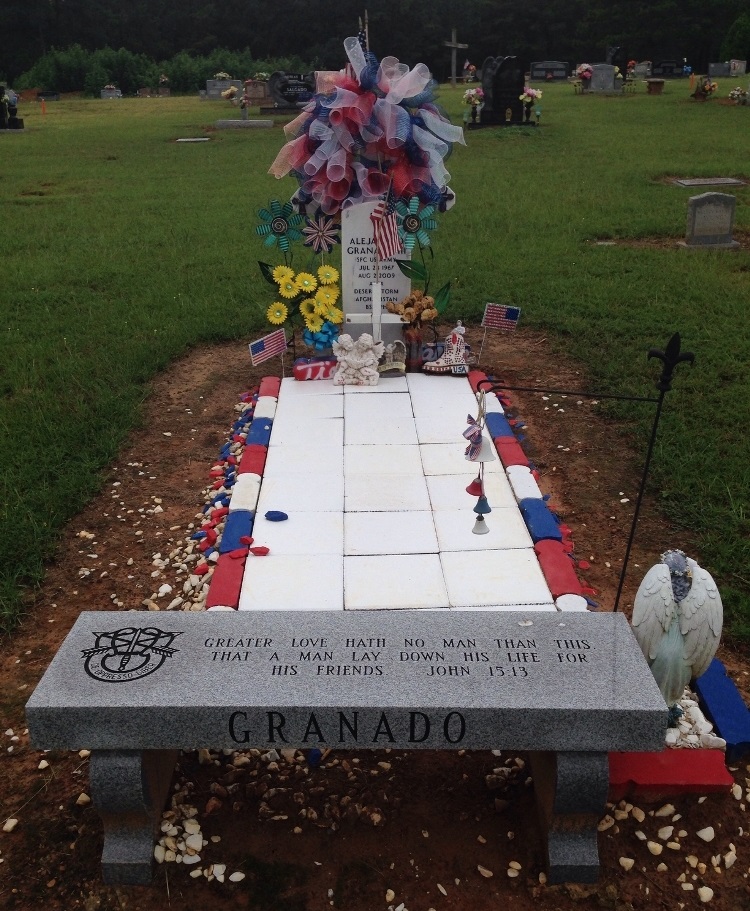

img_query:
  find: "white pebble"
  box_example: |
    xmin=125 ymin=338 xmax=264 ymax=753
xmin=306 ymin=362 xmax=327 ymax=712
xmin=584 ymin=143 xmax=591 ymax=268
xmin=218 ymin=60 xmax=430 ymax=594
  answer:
xmin=647 ymin=841 xmax=663 ymax=855
xmin=437 ymin=884 xmax=447 ymax=896
xmin=654 ymin=803 xmax=675 ymax=817
xmin=38 ymin=759 xmax=49 ymax=770
xmin=696 ymin=827 xmax=715 ymax=843
xmin=619 ymin=857 xmax=634 ymax=871
xmin=2 ymin=819 xmax=18 ymax=833
xmin=477 ymin=865 xmax=493 ymax=878
xmin=228 ymin=871 xmax=246 ymax=882
xmin=76 ymin=793 xmax=91 ymax=806
xmin=182 ymin=853 xmax=201 ymax=865
xmin=697 ymin=886 xmax=714 ymax=902
xmin=154 ymin=845 xmax=166 ymax=863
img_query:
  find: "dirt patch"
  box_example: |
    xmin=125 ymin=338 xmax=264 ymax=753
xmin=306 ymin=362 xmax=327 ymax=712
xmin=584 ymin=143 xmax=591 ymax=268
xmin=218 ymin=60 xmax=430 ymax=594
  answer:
xmin=2 ymin=328 xmax=749 ymax=911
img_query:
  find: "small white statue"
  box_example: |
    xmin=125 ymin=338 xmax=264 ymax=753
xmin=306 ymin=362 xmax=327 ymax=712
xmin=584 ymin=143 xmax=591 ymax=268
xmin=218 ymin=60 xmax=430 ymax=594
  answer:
xmin=332 ymin=332 xmax=384 ymax=386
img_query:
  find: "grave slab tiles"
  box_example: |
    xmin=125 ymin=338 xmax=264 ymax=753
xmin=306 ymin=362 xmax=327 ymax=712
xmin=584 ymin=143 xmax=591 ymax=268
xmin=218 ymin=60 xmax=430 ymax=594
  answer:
xmin=344 ymin=443 xmax=423 ymax=477
xmin=345 ymin=472 xmax=431 ymax=512
xmin=267 ymin=417 xmax=344 ymax=448
xmin=279 ymin=377 xmax=343 ymax=397
xmin=272 ymin=394 xmax=343 ymax=420
xmin=345 ymin=414 xmax=419 ymax=446
xmin=344 ymin=553 xmax=449 ymax=609
xmin=343 ymin=376 xmax=408 ymax=394
xmin=419 ymin=443 xmax=505 ymax=476
xmin=251 ymin=512 xmax=344 ymax=555
xmin=256 ymin=471 xmax=345 ymax=514
xmin=441 ymin=549 xmax=554 ymax=607
xmin=261 ymin=444 xmax=343 ymax=477
xmin=426 ymin=472 xmax=516 ymax=510
xmin=238 ymin=554 xmax=344 ymax=611
xmin=344 ymin=392 xmax=414 ymax=421
xmin=433 ymin=508 xmax=532 ymax=552
xmin=344 ymin=510 xmax=439 ymax=556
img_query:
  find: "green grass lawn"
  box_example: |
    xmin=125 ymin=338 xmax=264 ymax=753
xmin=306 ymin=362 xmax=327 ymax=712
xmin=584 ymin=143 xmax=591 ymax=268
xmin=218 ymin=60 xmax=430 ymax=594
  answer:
xmin=1 ymin=83 xmax=749 ymax=639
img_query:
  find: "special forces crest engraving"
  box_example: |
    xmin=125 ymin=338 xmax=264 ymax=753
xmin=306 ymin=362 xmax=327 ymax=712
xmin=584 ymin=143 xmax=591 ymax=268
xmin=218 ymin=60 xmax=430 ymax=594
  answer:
xmin=82 ymin=627 xmax=181 ymax=682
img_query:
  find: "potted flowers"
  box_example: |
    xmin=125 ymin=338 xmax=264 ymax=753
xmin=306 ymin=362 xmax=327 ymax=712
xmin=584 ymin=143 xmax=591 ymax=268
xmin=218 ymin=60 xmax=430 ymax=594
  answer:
xmin=463 ymin=86 xmax=484 ymax=122
xmin=519 ymin=87 xmax=542 ymax=122
xmin=385 ymin=290 xmax=439 ymax=372
xmin=728 ymin=86 xmax=748 ymax=105
xmin=575 ymin=64 xmax=593 ymax=91
xmin=692 ymin=77 xmax=718 ymax=101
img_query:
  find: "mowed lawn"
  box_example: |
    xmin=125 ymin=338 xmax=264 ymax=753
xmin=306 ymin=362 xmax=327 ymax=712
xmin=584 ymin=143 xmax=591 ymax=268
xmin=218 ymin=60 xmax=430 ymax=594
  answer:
xmin=1 ymin=82 xmax=749 ymax=638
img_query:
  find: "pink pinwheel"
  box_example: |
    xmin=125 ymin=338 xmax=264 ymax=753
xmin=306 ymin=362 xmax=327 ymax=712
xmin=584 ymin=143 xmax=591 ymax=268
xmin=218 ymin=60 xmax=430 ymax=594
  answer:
xmin=302 ymin=213 xmax=340 ymax=254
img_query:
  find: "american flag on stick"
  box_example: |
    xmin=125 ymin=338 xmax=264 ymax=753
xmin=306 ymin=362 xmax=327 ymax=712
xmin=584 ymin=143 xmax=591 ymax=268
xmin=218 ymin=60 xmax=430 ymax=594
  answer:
xmin=249 ymin=328 xmax=287 ymax=366
xmin=482 ymin=303 xmax=521 ymax=331
xmin=370 ymin=184 xmax=403 ymax=262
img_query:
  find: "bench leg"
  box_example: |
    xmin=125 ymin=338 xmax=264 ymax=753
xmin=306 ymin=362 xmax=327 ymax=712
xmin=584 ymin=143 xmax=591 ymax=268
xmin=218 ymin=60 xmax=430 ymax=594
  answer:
xmin=529 ymin=751 xmax=609 ymax=884
xmin=89 ymin=749 xmax=178 ymax=884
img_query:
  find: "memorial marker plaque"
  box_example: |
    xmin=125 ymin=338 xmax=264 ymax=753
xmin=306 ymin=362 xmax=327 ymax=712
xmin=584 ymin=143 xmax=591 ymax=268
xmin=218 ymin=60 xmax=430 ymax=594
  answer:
xmin=267 ymin=71 xmax=315 ymax=108
xmin=529 ymin=61 xmax=569 ymax=81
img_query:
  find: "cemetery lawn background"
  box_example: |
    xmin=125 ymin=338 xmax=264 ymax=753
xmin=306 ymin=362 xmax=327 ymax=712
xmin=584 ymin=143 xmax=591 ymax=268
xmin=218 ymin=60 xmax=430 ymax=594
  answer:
xmin=0 ymin=85 xmax=749 ymax=909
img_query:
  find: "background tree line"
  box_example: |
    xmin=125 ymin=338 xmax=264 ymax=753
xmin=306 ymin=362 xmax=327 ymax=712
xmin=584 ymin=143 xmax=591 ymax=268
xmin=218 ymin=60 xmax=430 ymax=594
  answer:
xmin=2 ymin=0 xmax=749 ymax=89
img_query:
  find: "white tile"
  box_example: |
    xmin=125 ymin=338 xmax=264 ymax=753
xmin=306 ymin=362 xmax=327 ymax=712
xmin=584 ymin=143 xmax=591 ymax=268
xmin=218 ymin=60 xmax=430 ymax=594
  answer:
xmin=344 ymin=511 xmax=438 ymax=555
xmin=279 ymin=377 xmax=342 ymax=397
xmin=253 ymin=396 xmax=278 ymax=419
xmin=239 ymin=554 xmax=343 ymax=611
xmin=262 ymin=444 xmax=343 ymax=477
xmin=229 ymin=475 xmax=261 ymax=512
xmin=345 ymin=473 xmax=430 ymax=511
xmin=406 ymin=373 xmax=474 ymax=396
xmin=440 ymin=550 xmax=553 ymax=607
xmin=419 ymin=443 xmax=505 ymax=476
xmin=451 ymin=603 xmax=558 ymax=612
xmin=344 ymin=554 xmax=448 ymax=609
xmin=426 ymin=473 xmax=516 ymax=510
xmin=251 ymin=512 xmax=343 ymax=555
xmin=556 ymin=594 xmax=590 ymax=612
xmin=409 ymin=396 xmax=480 ymax=425
xmin=484 ymin=394 xmax=506 ymax=415
xmin=345 ymin=415 xmax=418 ymax=445
xmin=345 ymin=444 xmax=423 ymax=477
xmin=257 ymin=471 xmax=344 ymax=513
xmin=414 ymin=417 xmax=470 ymax=444
xmin=269 ymin=417 xmax=343 ymax=448
xmin=433 ymin=508 xmax=532 ymax=551
xmin=273 ymin=395 xmax=343 ymax=420
xmin=506 ymin=464 xmax=543 ymax=501
xmin=344 ymin=376 xmax=408 ymax=394
xmin=344 ymin=392 xmax=414 ymax=421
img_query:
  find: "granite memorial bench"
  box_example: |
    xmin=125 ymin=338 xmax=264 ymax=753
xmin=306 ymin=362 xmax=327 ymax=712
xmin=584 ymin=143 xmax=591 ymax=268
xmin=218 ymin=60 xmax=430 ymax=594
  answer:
xmin=27 ymin=609 xmax=666 ymax=886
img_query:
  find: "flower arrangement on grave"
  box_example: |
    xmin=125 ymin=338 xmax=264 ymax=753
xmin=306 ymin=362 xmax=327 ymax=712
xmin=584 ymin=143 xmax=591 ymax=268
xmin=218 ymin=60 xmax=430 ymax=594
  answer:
xmin=614 ymin=67 xmax=624 ymax=80
xmin=104 ymin=84 xmax=117 ymax=91
xmin=385 ymin=289 xmax=438 ymax=330
xmin=253 ymin=72 xmax=270 ymax=82
xmin=729 ymin=86 xmax=748 ymax=105
xmin=221 ymin=85 xmax=238 ymax=100
xmin=627 ymin=60 xmax=637 ymax=75
xmin=463 ymin=87 xmax=484 ymax=106
xmin=159 ymin=74 xmax=169 ymax=85
xmin=576 ymin=64 xmax=593 ymax=81
xmin=692 ymin=77 xmax=718 ymax=100
xmin=214 ymin=71 xmax=232 ymax=80
xmin=519 ymin=87 xmax=542 ymax=106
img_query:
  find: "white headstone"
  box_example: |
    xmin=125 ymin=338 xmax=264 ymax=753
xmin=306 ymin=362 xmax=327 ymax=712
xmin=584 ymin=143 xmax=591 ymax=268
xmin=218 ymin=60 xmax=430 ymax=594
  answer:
xmin=341 ymin=201 xmax=411 ymax=345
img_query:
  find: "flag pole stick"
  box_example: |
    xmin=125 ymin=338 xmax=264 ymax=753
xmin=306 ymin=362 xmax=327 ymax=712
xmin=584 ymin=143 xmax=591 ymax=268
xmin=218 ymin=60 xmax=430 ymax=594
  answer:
xmin=477 ymin=327 xmax=488 ymax=364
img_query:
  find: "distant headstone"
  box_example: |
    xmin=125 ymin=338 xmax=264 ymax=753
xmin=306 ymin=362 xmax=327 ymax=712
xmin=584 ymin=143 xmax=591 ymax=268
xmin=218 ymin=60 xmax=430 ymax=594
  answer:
xmin=672 ymin=177 xmax=746 ymax=188
xmin=244 ymin=80 xmax=269 ymax=103
xmin=204 ymin=79 xmax=243 ymax=100
xmin=730 ymin=59 xmax=747 ymax=76
xmin=632 ymin=62 xmax=652 ymax=78
xmin=341 ymin=201 xmax=411 ymax=346
xmin=589 ymin=64 xmax=619 ymax=93
xmin=266 ymin=71 xmax=315 ymax=108
xmin=529 ymin=61 xmax=568 ymax=81
xmin=100 ymin=88 xmax=122 ymax=99
xmin=478 ymin=55 xmax=526 ymax=125
xmin=679 ymin=192 xmax=740 ymax=250
xmin=708 ymin=62 xmax=731 ymax=78
xmin=215 ymin=119 xmax=273 ymax=129
xmin=651 ymin=61 xmax=684 ymax=78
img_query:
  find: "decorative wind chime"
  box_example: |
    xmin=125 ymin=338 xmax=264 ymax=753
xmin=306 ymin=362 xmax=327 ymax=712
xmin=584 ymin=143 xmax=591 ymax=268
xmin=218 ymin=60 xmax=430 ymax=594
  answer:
xmin=463 ymin=391 xmax=496 ymax=534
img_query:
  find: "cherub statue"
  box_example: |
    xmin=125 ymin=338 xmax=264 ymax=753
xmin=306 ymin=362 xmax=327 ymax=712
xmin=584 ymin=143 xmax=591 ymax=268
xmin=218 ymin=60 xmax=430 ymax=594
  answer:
xmin=332 ymin=333 xmax=383 ymax=386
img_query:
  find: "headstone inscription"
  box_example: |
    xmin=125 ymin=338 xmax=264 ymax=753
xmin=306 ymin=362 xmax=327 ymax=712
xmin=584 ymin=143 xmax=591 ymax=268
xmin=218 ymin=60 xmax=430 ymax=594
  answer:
xmin=266 ymin=71 xmax=316 ymax=109
xmin=708 ymin=62 xmax=731 ymax=78
xmin=529 ymin=61 xmax=569 ymax=81
xmin=651 ymin=61 xmax=684 ymax=77
xmin=478 ymin=55 xmax=526 ymax=125
xmin=679 ymin=192 xmax=740 ymax=250
xmin=589 ymin=64 xmax=619 ymax=93
xmin=26 ymin=610 xmax=667 ymax=886
xmin=341 ymin=200 xmax=411 ymax=347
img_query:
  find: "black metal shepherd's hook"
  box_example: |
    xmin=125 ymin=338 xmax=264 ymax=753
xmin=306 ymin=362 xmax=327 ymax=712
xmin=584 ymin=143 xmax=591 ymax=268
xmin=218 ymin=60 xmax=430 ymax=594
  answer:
xmin=612 ymin=333 xmax=694 ymax=611
xmin=477 ymin=332 xmax=694 ymax=613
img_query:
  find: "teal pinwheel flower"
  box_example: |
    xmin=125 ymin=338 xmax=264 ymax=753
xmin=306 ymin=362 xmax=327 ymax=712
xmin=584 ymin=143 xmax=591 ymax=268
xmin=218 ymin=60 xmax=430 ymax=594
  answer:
xmin=255 ymin=199 xmax=304 ymax=253
xmin=396 ymin=196 xmax=438 ymax=251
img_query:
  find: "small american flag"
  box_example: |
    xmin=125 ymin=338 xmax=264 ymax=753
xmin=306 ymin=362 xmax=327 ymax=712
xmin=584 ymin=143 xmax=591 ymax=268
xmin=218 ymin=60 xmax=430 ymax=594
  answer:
xmin=370 ymin=187 xmax=403 ymax=262
xmin=249 ymin=328 xmax=287 ymax=366
xmin=482 ymin=303 xmax=521 ymax=331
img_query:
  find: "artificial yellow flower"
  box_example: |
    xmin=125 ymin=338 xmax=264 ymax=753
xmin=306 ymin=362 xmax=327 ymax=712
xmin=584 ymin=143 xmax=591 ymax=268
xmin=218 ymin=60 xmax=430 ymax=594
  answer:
xmin=313 ymin=298 xmax=329 ymax=316
xmin=266 ymin=301 xmax=288 ymax=325
xmin=326 ymin=305 xmax=344 ymax=324
xmin=278 ymin=278 xmax=298 ymax=299
xmin=299 ymin=298 xmax=318 ymax=318
xmin=272 ymin=264 xmax=294 ymax=284
xmin=318 ymin=264 xmax=339 ymax=285
xmin=315 ymin=285 xmax=339 ymax=307
xmin=304 ymin=313 xmax=324 ymax=333
xmin=295 ymin=272 xmax=317 ymax=293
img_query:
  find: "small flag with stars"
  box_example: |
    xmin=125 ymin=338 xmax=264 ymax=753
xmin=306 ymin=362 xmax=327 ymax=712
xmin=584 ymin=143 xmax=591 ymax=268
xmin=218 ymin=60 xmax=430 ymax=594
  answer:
xmin=482 ymin=303 xmax=521 ymax=331
xmin=249 ymin=328 xmax=287 ymax=366
xmin=370 ymin=186 xmax=403 ymax=262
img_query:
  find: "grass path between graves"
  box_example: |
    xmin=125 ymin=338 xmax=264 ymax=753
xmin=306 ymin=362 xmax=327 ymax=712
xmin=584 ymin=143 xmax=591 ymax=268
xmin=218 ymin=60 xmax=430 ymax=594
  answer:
xmin=1 ymin=85 xmax=749 ymax=639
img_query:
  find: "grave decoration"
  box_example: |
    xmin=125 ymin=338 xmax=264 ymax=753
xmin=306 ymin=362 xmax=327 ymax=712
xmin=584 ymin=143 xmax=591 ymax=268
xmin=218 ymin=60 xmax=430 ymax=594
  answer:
xmin=462 ymin=390 xmax=496 ymax=534
xmin=422 ymin=320 xmax=472 ymax=376
xmin=576 ymin=63 xmax=593 ymax=90
xmin=260 ymin=30 xmax=463 ymax=369
xmin=632 ymin=550 xmax=722 ymax=726
xmin=463 ymin=86 xmax=484 ymax=122
xmin=729 ymin=86 xmax=748 ymax=105
xmin=475 ymin=55 xmax=526 ymax=126
xmin=331 ymin=332 xmax=384 ymax=385
xmin=692 ymin=77 xmax=718 ymax=101
xmin=519 ymin=86 xmax=542 ymax=122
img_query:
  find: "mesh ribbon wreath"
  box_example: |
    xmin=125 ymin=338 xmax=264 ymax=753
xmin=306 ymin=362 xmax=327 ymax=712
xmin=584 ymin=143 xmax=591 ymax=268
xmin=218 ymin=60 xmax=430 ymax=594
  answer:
xmin=269 ymin=38 xmax=465 ymax=216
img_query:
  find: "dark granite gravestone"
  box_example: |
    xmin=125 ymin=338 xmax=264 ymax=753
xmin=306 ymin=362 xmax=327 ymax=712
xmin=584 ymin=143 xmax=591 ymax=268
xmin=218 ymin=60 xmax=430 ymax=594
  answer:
xmin=651 ymin=61 xmax=685 ymax=78
xmin=27 ymin=610 xmax=666 ymax=885
xmin=530 ymin=61 xmax=568 ymax=81
xmin=474 ymin=55 xmax=526 ymax=126
xmin=708 ymin=62 xmax=731 ymax=78
xmin=265 ymin=71 xmax=315 ymax=110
